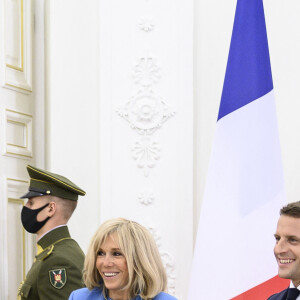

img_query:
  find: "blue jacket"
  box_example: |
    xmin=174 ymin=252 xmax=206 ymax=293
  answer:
xmin=68 ymin=287 xmax=178 ymax=300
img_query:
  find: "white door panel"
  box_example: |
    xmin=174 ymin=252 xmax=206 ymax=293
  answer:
xmin=0 ymin=0 xmax=44 ymax=299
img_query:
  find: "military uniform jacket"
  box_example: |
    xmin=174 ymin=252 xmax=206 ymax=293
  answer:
xmin=18 ymin=226 xmax=85 ymax=300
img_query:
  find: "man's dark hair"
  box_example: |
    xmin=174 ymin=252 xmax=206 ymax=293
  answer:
xmin=280 ymin=201 xmax=300 ymax=218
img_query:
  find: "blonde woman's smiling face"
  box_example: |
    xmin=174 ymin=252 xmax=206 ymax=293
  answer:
xmin=96 ymin=232 xmax=129 ymax=299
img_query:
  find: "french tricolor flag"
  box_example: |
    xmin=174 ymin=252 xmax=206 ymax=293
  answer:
xmin=188 ymin=0 xmax=289 ymax=299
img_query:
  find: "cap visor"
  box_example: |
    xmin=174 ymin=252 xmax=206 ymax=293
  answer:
xmin=20 ymin=191 xmax=46 ymax=199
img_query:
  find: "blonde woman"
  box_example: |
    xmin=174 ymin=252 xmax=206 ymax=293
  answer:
xmin=69 ymin=218 xmax=177 ymax=300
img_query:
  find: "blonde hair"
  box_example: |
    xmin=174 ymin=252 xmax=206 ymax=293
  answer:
xmin=83 ymin=218 xmax=167 ymax=299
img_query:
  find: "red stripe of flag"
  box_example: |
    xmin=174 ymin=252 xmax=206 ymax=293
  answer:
xmin=231 ymin=276 xmax=289 ymax=300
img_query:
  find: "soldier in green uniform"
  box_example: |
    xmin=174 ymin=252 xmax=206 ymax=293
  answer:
xmin=17 ymin=165 xmax=86 ymax=300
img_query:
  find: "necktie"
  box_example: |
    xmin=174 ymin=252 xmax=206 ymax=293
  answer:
xmin=287 ymin=288 xmax=300 ymax=300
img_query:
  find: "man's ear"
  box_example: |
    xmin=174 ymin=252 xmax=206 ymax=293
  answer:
xmin=47 ymin=201 xmax=57 ymax=217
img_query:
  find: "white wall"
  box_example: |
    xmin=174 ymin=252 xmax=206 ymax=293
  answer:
xmin=45 ymin=0 xmax=101 ymax=245
xmin=264 ymin=0 xmax=300 ymax=203
xmin=44 ymin=0 xmax=300 ymax=299
xmin=45 ymin=0 xmax=193 ymax=298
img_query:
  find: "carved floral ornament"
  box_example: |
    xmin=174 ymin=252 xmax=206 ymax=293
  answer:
xmin=132 ymin=138 xmax=160 ymax=177
xmin=133 ymin=57 xmax=160 ymax=87
xmin=139 ymin=18 xmax=155 ymax=33
xmin=138 ymin=189 xmax=155 ymax=205
xmin=116 ymin=88 xmax=175 ymax=136
xmin=116 ymin=57 xmax=175 ymax=177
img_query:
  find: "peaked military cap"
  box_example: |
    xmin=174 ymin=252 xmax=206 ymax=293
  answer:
xmin=21 ymin=165 xmax=86 ymax=201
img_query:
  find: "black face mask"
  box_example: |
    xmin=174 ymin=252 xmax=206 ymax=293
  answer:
xmin=21 ymin=203 xmax=51 ymax=233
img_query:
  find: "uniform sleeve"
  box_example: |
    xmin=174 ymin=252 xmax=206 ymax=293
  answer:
xmin=36 ymin=255 xmax=84 ymax=300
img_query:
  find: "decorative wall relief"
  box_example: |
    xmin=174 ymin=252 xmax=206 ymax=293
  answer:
xmin=114 ymin=9 xmax=178 ymax=297
xmin=139 ymin=18 xmax=155 ymax=33
xmin=160 ymin=252 xmax=176 ymax=295
xmin=117 ymin=87 xmax=174 ymax=136
xmin=133 ymin=57 xmax=160 ymax=87
xmin=116 ymin=56 xmax=175 ymax=176
xmin=132 ymin=138 xmax=160 ymax=177
xmin=138 ymin=189 xmax=155 ymax=205
xmin=148 ymin=226 xmax=176 ymax=295
xmin=148 ymin=227 xmax=161 ymax=246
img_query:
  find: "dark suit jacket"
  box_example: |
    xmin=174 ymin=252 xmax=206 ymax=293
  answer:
xmin=267 ymin=288 xmax=288 ymax=300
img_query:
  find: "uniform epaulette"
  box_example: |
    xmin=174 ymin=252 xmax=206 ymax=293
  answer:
xmin=37 ymin=244 xmax=54 ymax=261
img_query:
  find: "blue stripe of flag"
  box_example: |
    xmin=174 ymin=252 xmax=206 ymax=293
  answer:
xmin=217 ymin=0 xmax=273 ymax=121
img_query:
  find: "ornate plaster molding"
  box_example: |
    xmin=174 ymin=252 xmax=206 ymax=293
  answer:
xmin=116 ymin=55 xmax=175 ymax=175
xmin=138 ymin=189 xmax=155 ymax=205
xmin=161 ymin=252 xmax=176 ymax=295
xmin=139 ymin=18 xmax=155 ymax=33
xmin=133 ymin=57 xmax=160 ymax=87
xmin=116 ymin=88 xmax=175 ymax=136
xmin=132 ymin=138 xmax=160 ymax=177
xmin=148 ymin=226 xmax=176 ymax=295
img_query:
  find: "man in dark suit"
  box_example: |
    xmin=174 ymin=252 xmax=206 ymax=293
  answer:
xmin=17 ymin=165 xmax=86 ymax=300
xmin=268 ymin=202 xmax=300 ymax=300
